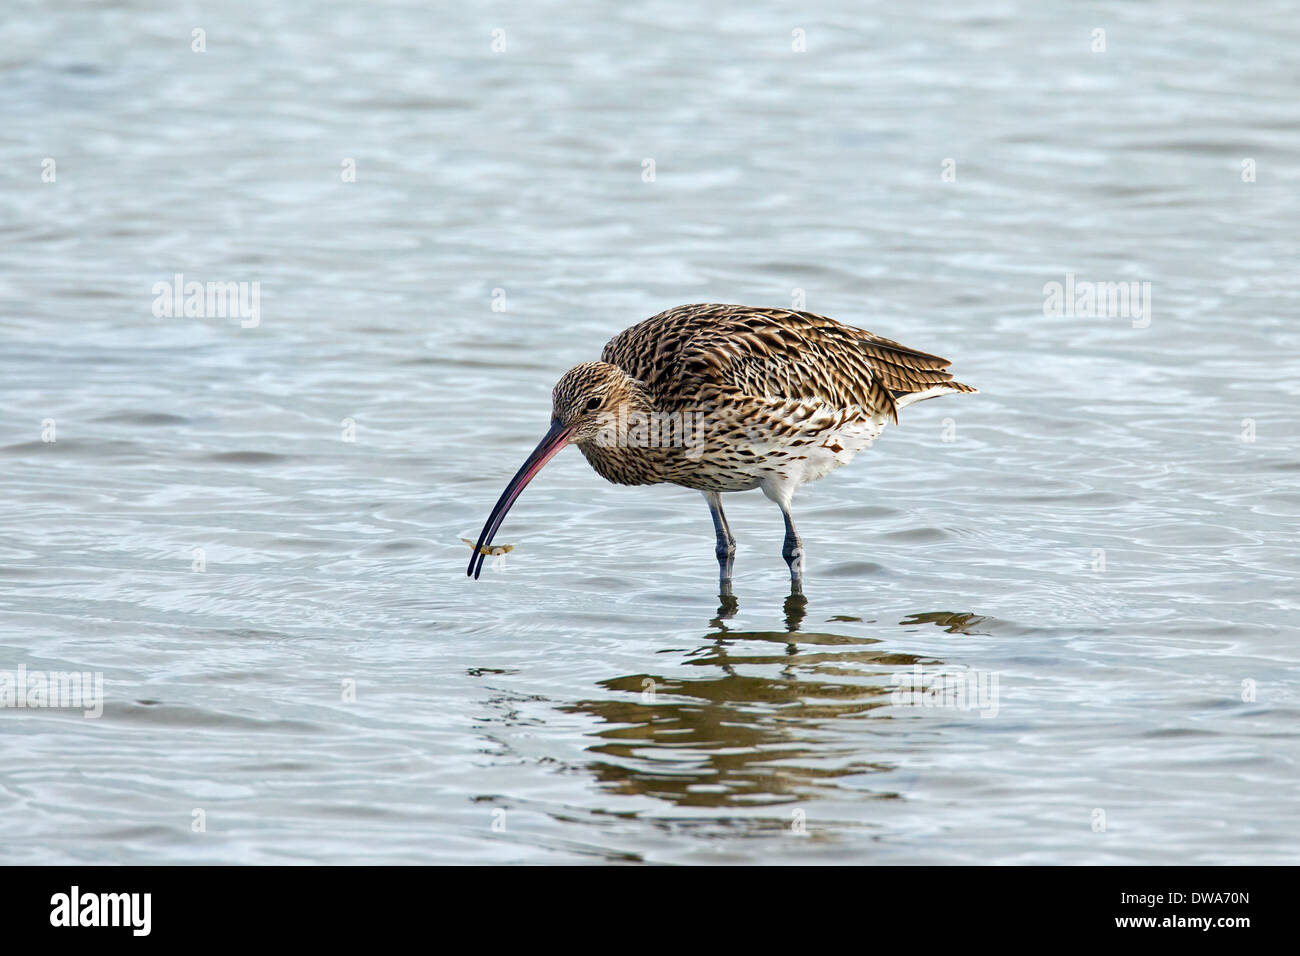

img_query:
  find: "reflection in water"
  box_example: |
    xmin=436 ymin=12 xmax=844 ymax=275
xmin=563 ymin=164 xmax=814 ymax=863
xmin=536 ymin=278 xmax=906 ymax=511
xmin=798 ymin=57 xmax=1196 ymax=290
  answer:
xmin=783 ymin=591 xmax=808 ymax=633
xmin=898 ymin=611 xmax=992 ymax=635
xmin=711 ymin=589 xmax=807 ymax=632
xmin=561 ymin=591 xmax=980 ymax=808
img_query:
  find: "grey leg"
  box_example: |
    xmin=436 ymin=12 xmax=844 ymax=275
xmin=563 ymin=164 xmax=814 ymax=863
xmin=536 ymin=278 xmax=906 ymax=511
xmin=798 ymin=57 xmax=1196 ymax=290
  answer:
xmin=704 ymin=491 xmax=736 ymax=590
xmin=780 ymin=504 xmax=804 ymax=592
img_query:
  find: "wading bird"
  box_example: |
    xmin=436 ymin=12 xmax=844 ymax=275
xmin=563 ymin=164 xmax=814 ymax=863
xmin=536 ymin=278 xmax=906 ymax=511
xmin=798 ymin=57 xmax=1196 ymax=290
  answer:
xmin=467 ymin=303 xmax=975 ymax=591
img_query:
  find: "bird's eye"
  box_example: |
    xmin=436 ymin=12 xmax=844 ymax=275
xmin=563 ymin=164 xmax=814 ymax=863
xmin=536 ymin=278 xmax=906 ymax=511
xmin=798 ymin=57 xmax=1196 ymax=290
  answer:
xmin=584 ymin=397 xmax=601 ymax=411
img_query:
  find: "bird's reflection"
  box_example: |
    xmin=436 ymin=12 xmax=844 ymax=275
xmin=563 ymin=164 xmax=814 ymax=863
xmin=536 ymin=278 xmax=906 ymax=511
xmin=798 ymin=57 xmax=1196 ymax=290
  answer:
xmin=712 ymin=588 xmax=807 ymax=633
xmin=560 ymin=588 xmax=956 ymax=808
xmin=898 ymin=610 xmax=991 ymax=634
xmin=710 ymin=590 xmax=739 ymax=628
xmin=783 ymin=590 xmax=808 ymax=632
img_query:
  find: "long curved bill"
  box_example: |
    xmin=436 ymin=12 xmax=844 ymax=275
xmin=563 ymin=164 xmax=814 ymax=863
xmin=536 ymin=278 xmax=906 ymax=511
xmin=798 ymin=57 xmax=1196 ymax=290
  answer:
xmin=467 ymin=418 xmax=573 ymax=579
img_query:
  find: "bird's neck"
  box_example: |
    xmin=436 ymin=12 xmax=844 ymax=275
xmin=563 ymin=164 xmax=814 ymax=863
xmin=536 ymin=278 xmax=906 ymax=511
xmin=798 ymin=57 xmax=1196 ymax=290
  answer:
xmin=575 ymin=394 xmax=674 ymax=486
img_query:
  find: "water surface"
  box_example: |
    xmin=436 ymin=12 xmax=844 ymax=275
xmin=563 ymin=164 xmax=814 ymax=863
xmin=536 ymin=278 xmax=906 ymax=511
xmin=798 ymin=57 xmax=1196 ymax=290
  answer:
xmin=1 ymin=0 xmax=1298 ymax=864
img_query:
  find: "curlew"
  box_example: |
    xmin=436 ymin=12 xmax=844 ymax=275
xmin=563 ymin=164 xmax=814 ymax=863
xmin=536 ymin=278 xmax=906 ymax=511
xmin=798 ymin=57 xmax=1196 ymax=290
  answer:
xmin=467 ymin=303 xmax=975 ymax=591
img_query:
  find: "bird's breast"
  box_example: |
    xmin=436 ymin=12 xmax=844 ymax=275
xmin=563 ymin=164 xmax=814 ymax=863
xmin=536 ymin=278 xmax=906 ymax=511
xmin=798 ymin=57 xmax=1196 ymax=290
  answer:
xmin=575 ymin=440 xmax=666 ymax=486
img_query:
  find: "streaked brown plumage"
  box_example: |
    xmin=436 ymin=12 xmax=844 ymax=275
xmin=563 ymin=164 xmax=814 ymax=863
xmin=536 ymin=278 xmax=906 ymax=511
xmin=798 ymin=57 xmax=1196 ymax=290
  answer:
xmin=468 ymin=303 xmax=976 ymax=590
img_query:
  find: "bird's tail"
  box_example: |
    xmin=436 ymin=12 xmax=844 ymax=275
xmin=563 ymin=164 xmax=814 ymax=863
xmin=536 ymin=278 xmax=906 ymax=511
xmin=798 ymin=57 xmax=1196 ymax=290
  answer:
xmin=893 ymin=380 xmax=977 ymax=410
xmin=851 ymin=332 xmax=977 ymax=420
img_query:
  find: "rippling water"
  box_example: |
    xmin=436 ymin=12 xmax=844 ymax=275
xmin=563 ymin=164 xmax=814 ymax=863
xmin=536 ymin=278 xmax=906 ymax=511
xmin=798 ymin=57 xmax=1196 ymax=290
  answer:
xmin=2 ymin=0 xmax=1298 ymax=864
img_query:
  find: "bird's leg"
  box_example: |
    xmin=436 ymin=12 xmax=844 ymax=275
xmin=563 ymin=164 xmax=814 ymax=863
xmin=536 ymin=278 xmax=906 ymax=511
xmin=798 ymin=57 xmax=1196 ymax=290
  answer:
xmin=780 ymin=504 xmax=804 ymax=593
xmin=704 ymin=491 xmax=736 ymax=592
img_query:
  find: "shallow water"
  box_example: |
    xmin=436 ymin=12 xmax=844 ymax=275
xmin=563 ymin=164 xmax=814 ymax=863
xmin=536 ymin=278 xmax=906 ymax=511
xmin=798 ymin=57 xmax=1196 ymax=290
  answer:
xmin=2 ymin=0 xmax=1298 ymax=864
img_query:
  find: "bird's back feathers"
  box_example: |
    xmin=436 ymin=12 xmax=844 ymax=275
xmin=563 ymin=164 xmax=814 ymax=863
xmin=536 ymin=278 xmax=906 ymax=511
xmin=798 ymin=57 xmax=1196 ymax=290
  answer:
xmin=601 ymin=303 xmax=975 ymax=423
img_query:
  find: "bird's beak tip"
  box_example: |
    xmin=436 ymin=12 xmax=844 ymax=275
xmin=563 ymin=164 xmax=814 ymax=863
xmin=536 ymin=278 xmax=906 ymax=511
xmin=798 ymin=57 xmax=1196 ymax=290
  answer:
xmin=466 ymin=419 xmax=573 ymax=580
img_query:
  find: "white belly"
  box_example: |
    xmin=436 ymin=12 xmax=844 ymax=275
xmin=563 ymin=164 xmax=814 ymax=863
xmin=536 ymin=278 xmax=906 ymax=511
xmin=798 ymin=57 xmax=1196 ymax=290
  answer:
xmin=738 ymin=401 xmax=886 ymax=490
xmin=664 ymin=400 xmax=886 ymax=496
xmin=788 ymin=414 xmax=885 ymax=484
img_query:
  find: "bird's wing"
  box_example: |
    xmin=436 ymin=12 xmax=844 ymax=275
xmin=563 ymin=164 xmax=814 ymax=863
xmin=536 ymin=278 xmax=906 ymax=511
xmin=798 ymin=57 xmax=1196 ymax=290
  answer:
xmin=604 ymin=304 xmax=972 ymax=423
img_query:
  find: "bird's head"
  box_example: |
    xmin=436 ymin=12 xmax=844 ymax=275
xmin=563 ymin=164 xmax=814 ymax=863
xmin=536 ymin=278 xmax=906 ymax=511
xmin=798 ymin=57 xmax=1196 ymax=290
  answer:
xmin=551 ymin=361 xmax=650 ymax=445
xmin=466 ymin=361 xmax=650 ymax=579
